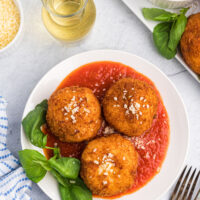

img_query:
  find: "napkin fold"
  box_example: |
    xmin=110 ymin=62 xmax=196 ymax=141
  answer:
xmin=0 ymin=97 xmax=31 ymax=200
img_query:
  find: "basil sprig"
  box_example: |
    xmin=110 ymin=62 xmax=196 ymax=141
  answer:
xmin=142 ymin=8 xmax=178 ymax=22
xmin=142 ymin=7 xmax=189 ymax=59
xmin=18 ymin=149 xmax=51 ymax=183
xmin=19 ymin=148 xmax=92 ymax=200
xmin=153 ymin=22 xmax=176 ymax=59
xmin=22 ymin=100 xmax=48 ymax=148
xmin=168 ymin=14 xmax=187 ymax=51
xmin=49 ymin=156 xmax=80 ymax=179
xmin=59 ymin=178 xmax=92 ymax=200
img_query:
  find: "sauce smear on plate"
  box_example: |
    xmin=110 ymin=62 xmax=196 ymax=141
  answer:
xmin=43 ymin=61 xmax=169 ymax=197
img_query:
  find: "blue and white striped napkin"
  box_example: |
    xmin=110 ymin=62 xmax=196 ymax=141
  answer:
xmin=0 ymin=97 xmax=32 ymax=200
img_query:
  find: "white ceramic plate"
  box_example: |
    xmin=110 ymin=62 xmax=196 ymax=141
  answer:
xmin=121 ymin=0 xmax=200 ymax=83
xmin=21 ymin=50 xmax=189 ymax=200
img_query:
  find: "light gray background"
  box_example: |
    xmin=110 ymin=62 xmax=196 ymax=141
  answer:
xmin=1 ymin=0 xmax=200 ymax=199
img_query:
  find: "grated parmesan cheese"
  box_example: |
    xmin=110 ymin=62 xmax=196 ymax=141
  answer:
xmin=69 ymin=180 xmax=76 ymax=184
xmin=0 ymin=0 xmax=20 ymax=49
xmin=104 ymin=126 xmax=115 ymax=135
xmin=94 ymin=160 xmax=99 ymax=165
xmin=103 ymin=180 xmax=108 ymax=185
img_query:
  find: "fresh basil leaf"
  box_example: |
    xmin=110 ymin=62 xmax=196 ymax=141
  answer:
xmin=153 ymin=22 xmax=176 ymax=59
xmin=168 ymin=14 xmax=187 ymax=51
xmin=36 ymin=100 xmax=48 ymax=110
xmin=19 ymin=148 xmax=92 ymax=200
xmin=142 ymin=8 xmax=177 ymax=21
xmin=50 ymin=169 xmax=70 ymax=187
xmin=22 ymin=100 xmax=48 ymax=148
xmin=48 ymin=156 xmax=80 ymax=179
xmin=58 ymin=178 xmax=92 ymax=200
xmin=59 ymin=184 xmax=73 ymax=200
xmin=19 ymin=149 xmax=50 ymax=183
xmin=154 ymin=13 xmax=178 ymax=22
xmin=72 ymin=177 xmax=92 ymax=198
xmin=71 ymin=185 xmax=92 ymax=200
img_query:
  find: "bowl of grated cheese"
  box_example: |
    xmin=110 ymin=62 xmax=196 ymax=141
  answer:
xmin=0 ymin=0 xmax=23 ymax=57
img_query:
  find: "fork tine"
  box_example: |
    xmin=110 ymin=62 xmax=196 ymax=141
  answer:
xmin=182 ymin=168 xmax=196 ymax=200
xmin=188 ymin=170 xmax=200 ymax=200
xmin=170 ymin=166 xmax=187 ymax=200
xmin=194 ymin=187 xmax=200 ymax=200
xmin=176 ymin=166 xmax=192 ymax=200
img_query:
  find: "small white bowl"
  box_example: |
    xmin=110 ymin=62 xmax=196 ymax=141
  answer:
xmin=0 ymin=0 xmax=24 ymax=58
xmin=148 ymin=0 xmax=193 ymax=8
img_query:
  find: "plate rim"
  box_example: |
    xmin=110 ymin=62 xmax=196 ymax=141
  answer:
xmin=20 ymin=49 xmax=190 ymax=200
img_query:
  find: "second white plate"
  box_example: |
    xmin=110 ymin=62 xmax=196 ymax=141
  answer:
xmin=121 ymin=0 xmax=200 ymax=83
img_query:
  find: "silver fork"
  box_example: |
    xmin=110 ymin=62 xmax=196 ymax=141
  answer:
xmin=170 ymin=166 xmax=200 ymax=200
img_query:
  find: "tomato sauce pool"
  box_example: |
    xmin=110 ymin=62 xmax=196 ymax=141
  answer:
xmin=43 ymin=61 xmax=170 ymax=198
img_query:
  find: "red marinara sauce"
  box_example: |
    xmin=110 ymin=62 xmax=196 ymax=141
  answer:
xmin=43 ymin=61 xmax=170 ymax=197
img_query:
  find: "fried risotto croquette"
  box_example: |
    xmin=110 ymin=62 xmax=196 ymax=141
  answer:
xmin=102 ymin=78 xmax=158 ymax=137
xmin=81 ymin=134 xmax=138 ymax=196
xmin=180 ymin=13 xmax=200 ymax=74
xmin=46 ymin=86 xmax=102 ymax=142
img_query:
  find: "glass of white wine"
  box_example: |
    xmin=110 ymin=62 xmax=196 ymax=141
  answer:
xmin=41 ymin=0 xmax=96 ymax=42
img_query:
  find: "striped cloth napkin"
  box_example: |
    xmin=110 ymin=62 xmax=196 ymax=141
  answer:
xmin=0 ymin=97 xmax=31 ymax=200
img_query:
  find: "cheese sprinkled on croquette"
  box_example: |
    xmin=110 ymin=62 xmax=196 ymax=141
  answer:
xmin=84 ymin=108 xmax=90 ymax=113
xmin=62 ymin=96 xmax=92 ymax=124
xmin=94 ymin=160 xmax=99 ymax=165
xmin=103 ymin=180 xmax=108 ymax=185
xmin=112 ymin=83 xmax=151 ymax=121
xmin=98 ymin=161 xmax=115 ymax=175
xmin=129 ymin=104 xmax=136 ymax=115
xmin=113 ymin=105 xmax=120 ymax=108
xmin=124 ymin=101 xmax=143 ymax=119
xmin=98 ymin=153 xmax=116 ymax=175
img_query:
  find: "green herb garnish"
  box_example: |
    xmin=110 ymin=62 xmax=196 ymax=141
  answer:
xmin=19 ymin=148 xmax=92 ymax=200
xmin=142 ymin=8 xmax=178 ymax=22
xmin=142 ymin=7 xmax=189 ymax=59
xmin=59 ymin=178 xmax=92 ymax=200
xmin=168 ymin=14 xmax=187 ymax=51
xmin=18 ymin=149 xmax=51 ymax=183
xmin=153 ymin=22 xmax=176 ymax=59
xmin=48 ymin=156 xmax=80 ymax=179
xmin=22 ymin=100 xmax=48 ymax=148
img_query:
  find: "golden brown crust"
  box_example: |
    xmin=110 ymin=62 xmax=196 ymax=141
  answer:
xmin=46 ymin=86 xmax=102 ymax=142
xmin=102 ymin=78 xmax=158 ymax=137
xmin=180 ymin=13 xmax=200 ymax=74
xmin=80 ymin=134 xmax=138 ymax=197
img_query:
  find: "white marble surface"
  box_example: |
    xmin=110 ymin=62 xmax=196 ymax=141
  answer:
xmin=0 ymin=0 xmax=200 ymax=199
